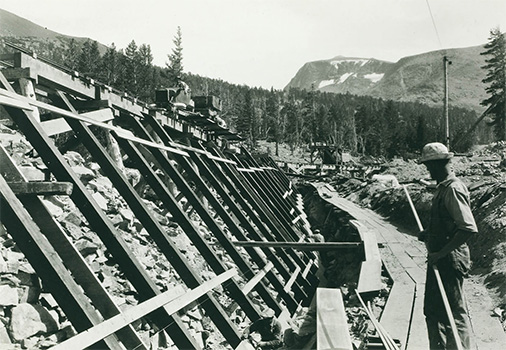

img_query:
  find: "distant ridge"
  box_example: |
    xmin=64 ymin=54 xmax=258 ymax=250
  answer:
xmin=0 ymin=8 xmax=108 ymax=53
xmin=286 ymin=46 xmax=488 ymax=112
xmin=1 ymin=8 xmax=83 ymax=40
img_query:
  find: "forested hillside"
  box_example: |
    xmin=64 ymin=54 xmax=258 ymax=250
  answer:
xmin=0 ymin=36 xmax=490 ymax=157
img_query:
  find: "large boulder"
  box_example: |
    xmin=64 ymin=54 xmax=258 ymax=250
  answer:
xmin=9 ymin=303 xmax=59 ymax=341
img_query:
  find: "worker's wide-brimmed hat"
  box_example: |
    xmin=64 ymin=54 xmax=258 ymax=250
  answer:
xmin=419 ymin=142 xmax=454 ymax=163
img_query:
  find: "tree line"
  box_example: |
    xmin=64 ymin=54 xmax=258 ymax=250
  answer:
xmin=2 ymin=25 xmax=504 ymax=158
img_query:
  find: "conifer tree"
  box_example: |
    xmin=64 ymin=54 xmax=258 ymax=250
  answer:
xmin=167 ymin=26 xmax=184 ymax=86
xmin=481 ymin=27 xmax=506 ymax=140
xmin=137 ymin=44 xmax=154 ymax=100
xmin=101 ymin=43 xmax=120 ymax=86
xmin=64 ymin=38 xmax=79 ymax=70
xmin=77 ymin=40 xmax=101 ymax=78
xmin=124 ymin=40 xmax=139 ymax=93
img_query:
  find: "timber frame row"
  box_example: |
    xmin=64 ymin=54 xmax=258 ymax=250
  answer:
xmin=0 ymin=51 xmax=319 ymax=349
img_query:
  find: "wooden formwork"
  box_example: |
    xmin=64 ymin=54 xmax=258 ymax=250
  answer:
xmin=0 ymin=51 xmax=319 ymax=349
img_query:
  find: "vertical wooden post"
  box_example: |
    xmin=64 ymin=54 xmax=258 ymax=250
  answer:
xmin=19 ymin=78 xmax=40 ymax=122
xmin=444 ymin=56 xmax=450 ymax=150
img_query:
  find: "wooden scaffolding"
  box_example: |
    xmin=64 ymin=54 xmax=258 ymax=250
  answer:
xmin=0 ymin=51 xmax=320 ymax=349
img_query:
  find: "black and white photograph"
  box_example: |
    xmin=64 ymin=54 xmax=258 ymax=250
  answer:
xmin=0 ymin=1 xmax=505 ymax=349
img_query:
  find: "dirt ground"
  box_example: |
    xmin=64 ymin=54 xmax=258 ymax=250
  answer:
xmin=258 ymin=140 xmax=506 ymax=347
xmin=322 ymin=144 xmax=506 ymax=348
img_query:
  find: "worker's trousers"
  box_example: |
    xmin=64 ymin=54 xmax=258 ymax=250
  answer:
xmin=424 ymin=261 xmax=473 ymax=350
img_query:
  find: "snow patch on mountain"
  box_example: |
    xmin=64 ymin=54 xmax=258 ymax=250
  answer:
xmin=318 ymin=79 xmax=335 ymax=89
xmin=338 ymin=73 xmax=355 ymax=83
xmin=363 ymin=73 xmax=384 ymax=83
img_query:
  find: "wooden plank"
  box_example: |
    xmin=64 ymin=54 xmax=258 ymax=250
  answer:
xmin=233 ymin=241 xmax=363 ymax=250
xmin=40 ymin=118 xmax=72 ymax=136
xmin=53 ymin=270 xmax=236 ymax=350
xmin=8 ymin=181 xmax=73 ymax=195
xmin=284 ymin=265 xmax=301 ymax=293
xmin=380 ymin=282 xmax=415 ymax=350
xmin=242 ymin=262 xmax=274 ymax=295
xmin=302 ymin=259 xmax=315 ymax=279
xmin=351 ymin=220 xmax=383 ymax=293
xmin=388 ymin=243 xmax=426 ymax=284
xmin=405 ymin=283 xmax=429 ymax=350
xmin=316 ymin=288 xmax=353 ymax=350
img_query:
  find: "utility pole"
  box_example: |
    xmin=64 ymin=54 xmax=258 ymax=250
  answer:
xmin=443 ymin=56 xmax=451 ymax=150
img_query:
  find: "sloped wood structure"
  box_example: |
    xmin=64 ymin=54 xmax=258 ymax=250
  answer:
xmin=0 ymin=51 xmax=322 ymax=349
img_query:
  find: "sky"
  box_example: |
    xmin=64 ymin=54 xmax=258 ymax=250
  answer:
xmin=1 ymin=0 xmax=506 ymax=89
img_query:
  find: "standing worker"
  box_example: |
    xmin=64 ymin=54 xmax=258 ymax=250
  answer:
xmin=418 ymin=142 xmax=477 ymax=350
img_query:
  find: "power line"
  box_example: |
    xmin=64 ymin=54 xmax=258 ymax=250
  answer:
xmin=425 ymin=0 xmax=443 ymax=48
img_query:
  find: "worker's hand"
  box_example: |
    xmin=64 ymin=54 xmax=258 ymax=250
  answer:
xmin=418 ymin=229 xmax=427 ymax=242
xmin=428 ymin=251 xmax=444 ymax=265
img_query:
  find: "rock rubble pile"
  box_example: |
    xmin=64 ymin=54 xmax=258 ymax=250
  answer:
xmin=0 ymin=122 xmax=274 ymax=349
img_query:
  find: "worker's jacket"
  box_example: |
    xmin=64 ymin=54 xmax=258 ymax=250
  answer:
xmin=427 ymin=174 xmax=478 ymax=277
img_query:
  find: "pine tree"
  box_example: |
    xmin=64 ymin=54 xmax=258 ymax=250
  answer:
xmin=481 ymin=27 xmax=506 ymax=140
xmin=137 ymin=44 xmax=154 ymax=100
xmin=124 ymin=40 xmax=139 ymax=94
xmin=166 ymin=26 xmax=184 ymax=86
xmin=64 ymin=38 xmax=79 ymax=70
xmin=101 ymin=43 xmax=120 ymax=86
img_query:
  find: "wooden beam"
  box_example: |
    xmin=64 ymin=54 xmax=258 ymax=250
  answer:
xmin=205 ymin=146 xmax=314 ymax=301
xmin=0 ymin=70 xmax=16 ymax=92
xmin=8 ymin=181 xmax=73 ymax=195
xmin=301 ymin=259 xmax=315 ymax=279
xmin=351 ymin=220 xmax=383 ymax=293
xmin=316 ymin=288 xmax=353 ymax=350
xmin=283 ymin=265 xmax=301 ymax=293
xmin=40 ymin=109 xmax=115 ymax=136
xmin=0 ymin=94 xmax=33 ymax=110
xmin=0 ymin=88 xmax=189 ymax=156
xmin=232 ymin=241 xmax=363 ymax=250
xmin=242 ymin=262 xmax=274 ymax=295
xmin=52 ymin=270 xmax=237 ymax=350
xmin=71 ymin=99 xmax=112 ymax=110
